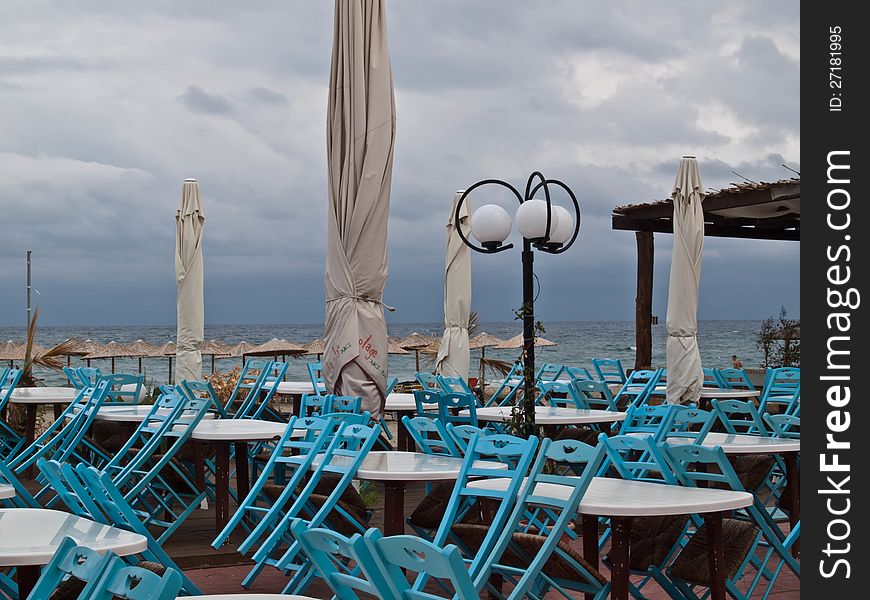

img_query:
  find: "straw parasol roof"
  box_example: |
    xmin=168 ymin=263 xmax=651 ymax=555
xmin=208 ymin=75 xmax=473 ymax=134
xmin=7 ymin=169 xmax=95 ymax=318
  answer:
xmin=494 ymin=333 xmax=558 ymax=349
xmin=1 ymin=342 xmax=45 ymax=361
xmin=227 ymin=341 xmax=256 ymax=357
xmin=388 ymin=339 xmax=410 ymax=355
xmin=125 ymin=339 xmax=159 ymax=357
xmin=201 ymin=340 xmax=232 ymax=357
xmin=83 ymin=341 xmax=136 ymax=360
xmin=303 ymin=339 xmax=327 ymax=356
xmin=469 ymin=333 xmax=505 ymax=349
xmin=149 ymin=341 xmax=177 ymax=357
xmin=246 ymin=338 xmax=306 ymax=357
xmin=398 ymin=332 xmax=437 ymax=349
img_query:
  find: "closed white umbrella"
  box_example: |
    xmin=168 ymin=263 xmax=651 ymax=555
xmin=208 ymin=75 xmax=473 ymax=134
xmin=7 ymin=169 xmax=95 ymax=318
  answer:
xmin=175 ymin=178 xmax=205 ymax=382
xmin=323 ymin=0 xmax=396 ymax=421
xmin=665 ymin=157 xmax=705 ymax=404
xmin=435 ymin=191 xmax=471 ymax=379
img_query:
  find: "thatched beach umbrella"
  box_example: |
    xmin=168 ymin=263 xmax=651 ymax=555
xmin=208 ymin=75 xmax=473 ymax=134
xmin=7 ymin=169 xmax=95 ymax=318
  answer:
xmin=302 ymin=339 xmax=327 ymax=361
xmin=323 ymin=0 xmax=397 ymax=421
xmin=247 ymin=338 xmax=306 ymax=362
xmin=75 ymin=339 xmax=103 ymax=367
xmin=494 ymin=333 xmax=557 ymax=350
xmin=387 ymin=339 xmax=410 ymax=355
xmin=469 ymin=332 xmax=505 ymax=388
xmin=125 ymin=339 xmax=159 ymax=374
xmin=1 ymin=341 xmax=44 ymax=365
xmin=399 ymin=333 xmax=437 ymax=372
xmin=150 ymin=340 xmax=177 ymax=384
xmin=436 ymin=191 xmax=472 ymax=380
xmin=665 ymin=157 xmax=705 ymax=404
xmin=227 ymin=341 xmax=256 ymax=360
xmin=201 ymin=340 xmax=232 ymax=373
xmin=83 ymin=340 xmax=133 ymax=372
xmin=176 ymin=178 xmax=206 ymax=382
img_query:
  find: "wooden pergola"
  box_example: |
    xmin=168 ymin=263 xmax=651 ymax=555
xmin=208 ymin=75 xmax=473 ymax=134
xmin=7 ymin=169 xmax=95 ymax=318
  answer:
xmin=612 ymin=178 xmax=800 ymax=369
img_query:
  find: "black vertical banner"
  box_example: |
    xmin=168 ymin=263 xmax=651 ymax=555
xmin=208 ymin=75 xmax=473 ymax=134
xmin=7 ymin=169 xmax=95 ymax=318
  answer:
xmin=803 ymin=2 xmax=869 ymax=596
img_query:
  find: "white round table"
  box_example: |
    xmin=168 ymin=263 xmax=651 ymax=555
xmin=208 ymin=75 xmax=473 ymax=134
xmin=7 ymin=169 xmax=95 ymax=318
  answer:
xmin=272 ymin=381 xmax=320 ymax=395
xmin=0 ymin=508 xmax=148 ymax=597
xmin=94 ymin=405 xmax=217 ymax=423
xmin=9 ymin=387 xmax=80 ymax=445
xmin=190 ymin=419 xmax=289 ymax=531
xmin=384 ymin=393 xmax=438 ymax=452
xmin=467 ymin=406 xmax=627 ymax=426
xmin=651 ymin=386 xmax=759 ymax=399
xmin=198 ymin=596 xmax=318 ymax=600
xmin=469 ymin=476 xmax=752 ymax=600
xmin=0 ymin=485 xmax=14 ymax=500
xmin=313 ymin=451 xmax=506 ymax=536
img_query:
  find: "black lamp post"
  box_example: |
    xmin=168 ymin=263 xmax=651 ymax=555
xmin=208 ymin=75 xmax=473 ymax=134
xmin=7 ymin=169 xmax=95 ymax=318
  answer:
xmin=454 ymin=172 xmax=581 ymax=436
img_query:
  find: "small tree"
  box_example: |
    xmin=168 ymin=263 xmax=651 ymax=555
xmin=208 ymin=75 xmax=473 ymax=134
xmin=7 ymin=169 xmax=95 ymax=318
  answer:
xmin=755 ymin=306 xmax=800 ymax=368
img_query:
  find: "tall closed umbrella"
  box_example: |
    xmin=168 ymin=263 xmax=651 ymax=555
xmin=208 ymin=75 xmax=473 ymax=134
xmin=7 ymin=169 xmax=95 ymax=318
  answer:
xmin=323 ymin=0 xmax=396 ymax=421
xmin=435 ymin=191 xmax=472 ymax=379
xmin=665 ymin=157 xmax=705 ymax=404
xmin=176 ymin=178 xmax=205 ymax=382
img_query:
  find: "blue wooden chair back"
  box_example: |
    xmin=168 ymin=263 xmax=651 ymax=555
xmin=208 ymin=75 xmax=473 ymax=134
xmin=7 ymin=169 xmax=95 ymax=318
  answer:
xmin=763 ymin=413 xmax=800 ymax=438
xmin=437 ymin=374 xmax=474 ymax=396
xmin=427 ymin=433 xmax=539 ymax=583
xmin=0 ymin=461 xmax=38 ymax=507
xmin=664 ymin=406 xmax=715 ymax=442
xmin=88 ymin=556 xmax=183 ymax=600
xmin=571 ymin=378 xmax=619 ymax=411
xmin=612 ymin=368 xmax=663 ymax=409
xmin=711 ymin=399 xmax=768 ymax=435
xmin=401 ymin=416 xmax=459 ymax=456
xmin=0 ymin=368 xmax=24 ymax=459
xmin=445 ymin=423 xmax=491 ymax=455
xmin=179 ymin=379 xmax=225 ymax=416
xmin=702 ymin=368 xmax=723 ymax=388
xmin=562 ymin=365 xmax=593 ymax=380
xmin=413 ymin=389 xmax=442 ymax=420
xmin=307 ymin=361 xmax=327 ymax=395
xmin=535 ymin=363 xmax=565 ymax=382
xmin=717 ymin=367 xmax=755 ymax=390
xmin=538 ymin=380 xmax=585 ymax=408
xmin=386 ymin=376 xmax=399 ymax=395
xmin=366 ymin=528 xmax=480 ymax=600
xmin=328 ymin=394 xmax=363 ymax=414
xmin=486 ymin=362 xmax=525 ymax=407
xmin=617 ymin=403 xmax=681 ymax=441
xmin=26 ymin=537 xmax=114 ymax=600
xmin=77 ymin=366 xmax=102 ymax=385
xmin=760 ymin=367 xmax=800 ymax=411
xmin=63 ymin=366 xmax=86 ymax=389
xmin=237 ymin=360 xmax=289 ymax=420
xmin=224 ymin=358 xmax=271 ymax=414
xmin=592 ymin=357 xmax=627 ymax=384
xmin=217 ymin=416 xmax=341 ymax=551
xmin=99 ymin=373 xmax=143 ymax=404
xmin=300 ymin=392 xmax=330 ymax=416
xmin=437 ymin=391 xmax=478 ymax=427
xmin=598 ymin=433 xmax=677 ymax=483
xmin=415 ymin=372 xmax=442 ymax=392
xmin=290 ymin=521 xmax=388 ymax=600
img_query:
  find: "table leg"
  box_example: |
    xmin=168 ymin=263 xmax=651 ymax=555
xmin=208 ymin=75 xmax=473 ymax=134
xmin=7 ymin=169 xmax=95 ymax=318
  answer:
xmin=783 ymin=453 xmax=800 ymax=556
xmin=609 ymin=516 xmax=632 ymax=600
xmin=292 ymin=394 xmax=301 ymax=418
xmin=704 ymin=512 xmax=726 ymax=600
xmin=53 ymin=403 xmax=63 ymax=420
xmin=193 ymin=441 xmax=206 ymax=493
xmin=383 ymin=481 xmax=406 ymax=536
xmin=234 ymin=441 xmax=251 ymax=502
xmin=397 ymin=411 xmax=412 ymax=452
xmin=24 ymin=405 xmax=38 ymax=478
xmin=16 ymin=564 xmax=40 ymax=598
xmin=582 ymin=515 xmax=600 ymax=600
xmin=214 ymin=442 xmax=230 ymax=531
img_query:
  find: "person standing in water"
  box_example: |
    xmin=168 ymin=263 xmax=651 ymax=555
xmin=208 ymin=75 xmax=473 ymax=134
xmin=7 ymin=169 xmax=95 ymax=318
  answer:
xmin=731 ymin=355 xmax=743 ymax=369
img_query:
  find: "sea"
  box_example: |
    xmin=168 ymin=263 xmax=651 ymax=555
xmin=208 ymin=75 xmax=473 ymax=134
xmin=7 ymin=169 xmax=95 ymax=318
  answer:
xmin=2 ymin=320 xmax=765 ymax=388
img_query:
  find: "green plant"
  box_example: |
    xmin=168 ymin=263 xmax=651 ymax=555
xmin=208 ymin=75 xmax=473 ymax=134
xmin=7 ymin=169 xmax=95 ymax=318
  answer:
xmin=503 ymin=303 xmax=544 ymax=439
xmin=755 ymin=306 xmax=800 ymax=368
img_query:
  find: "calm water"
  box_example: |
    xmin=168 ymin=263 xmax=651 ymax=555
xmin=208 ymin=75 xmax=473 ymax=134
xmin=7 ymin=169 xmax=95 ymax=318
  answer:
xmin=2 ymin=320 xmax=763 ymax=387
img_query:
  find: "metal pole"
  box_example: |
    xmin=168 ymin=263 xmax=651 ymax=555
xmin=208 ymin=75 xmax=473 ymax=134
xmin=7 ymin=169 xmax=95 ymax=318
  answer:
xmin=521 ymin=240 xmax=536 ymax=436
xmin=26 ymin=250 xmax=32 ymax=328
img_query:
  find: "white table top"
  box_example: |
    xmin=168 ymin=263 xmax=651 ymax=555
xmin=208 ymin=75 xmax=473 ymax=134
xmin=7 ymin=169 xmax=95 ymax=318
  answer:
xmin=198 ymin=596 xmax=318 ymax=600
xmin=0 ymin=508 xmax=148 ymax=567
xmin=313 ymin=451 xmax=506 ymax=482
xmin=0 ymin=485 xmax=14 ymax=500
xmin=669 ymin=432 xmax=801 ymax=454
xmin=94 ymin=405 xmax=216 ymax=423
xmin=272 ymin=381 xmax=322 ymax=395
xmin=384 ymin=393 xmax=437 ymax=412
xmin=466 ymin=406 xmax=626 ymax=425
xmin=651 ymin=387 xmax=759 ymax=399
xmin=469 ymin=476 xmax=753 ymax=517
xmin=190 ymin=419 xmax=288 ymax=442
xmin=9 ymin=386 xmax=79 ymax=404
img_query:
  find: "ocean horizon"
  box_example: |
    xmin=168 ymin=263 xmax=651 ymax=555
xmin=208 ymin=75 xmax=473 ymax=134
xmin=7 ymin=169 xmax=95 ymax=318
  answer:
xmin=3 ymin=319 xmax=768 ymax=387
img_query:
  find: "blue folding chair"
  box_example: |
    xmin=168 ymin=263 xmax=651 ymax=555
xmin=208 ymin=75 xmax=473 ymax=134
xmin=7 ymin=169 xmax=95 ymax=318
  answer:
xmin=444 ymin=423 xmax=491 ymax=455
xmin=571 ymin=378 xmax=620 ymax=411
xmin=0 ymin=461 xmax=38 ymax=507
xmin=592 ymin=357 xmax=627 ymax=384
xmin=401 ymin=416 xmax=459 ymax=457
xmin=76 ymin=366 xmax=102 ymax=386
xmin=537 ymin=380 xmax=584 ymax=408
xmin=435 ymin=391 xmax=478 ymax=428
xmin=415 ymin=372 xmax=442 ymax=393
xmin=87 ymin=555 xmax=183 ymax=600
xmin=535 ymin=363 xmax=565 ymax=382
xmin=664 ymin=406 xmax=716 ymax=443
xmin=0 ymin=368 xmax=25 ymax=460
xmin=307 ymin=361 xmax=327 ymax=395
xmin=413 ymin=389 xmax=442 ymax=420
xmin=222 ymin=359 xmax=271 ymax=416
xmin=437 ymin=374 xmax=476 ymax=396
xmin=759 ymin=367 xmax=800 ymax=413
xmin=236 ymin=360 xmax=289 ymax=420
xmin=485 ymin=362 xmax=525 ymax=407
xmin=711 ymin=399 xmax=768 ymax=435
xmin=563 ymin=365 xmax=594 ymax=380
xmin=612 ymin=368 xmax=663 ymax=409
xmin=63 ymin=366 xmax=87 ymax=389
xmin=25 ymin=537 xmax=114 ymax=600
xmin=291 ymin=520 xmax=391 ymax=600
xmin=99 ymin=373 xmax=144 ymax=404
xmin=616 ymin=403 xmax=683 ymax=442
xmin=328 ymin=394 xmax=364 ymax=414
xmin=763 ymin=413 xmax=800 ymax=438
xmin=717 ymin=367 xmax=755 ymax=390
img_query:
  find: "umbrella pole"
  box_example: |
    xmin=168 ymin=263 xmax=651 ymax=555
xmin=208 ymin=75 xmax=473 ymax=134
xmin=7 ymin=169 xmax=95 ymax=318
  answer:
xmin=138 ymin=357 xmax=143 ymax=374
xmin=480 ymin=347 xmax=486 ymax=391
xmin=415 ymin=350 xmax=420 ymax=373
xmin=168 ymin=357 xmax=173 ymax=384
xmin=211 ymin=355 xmax=216 ymax=374
xmin=111 ymin=357 xmax=115 ymax=372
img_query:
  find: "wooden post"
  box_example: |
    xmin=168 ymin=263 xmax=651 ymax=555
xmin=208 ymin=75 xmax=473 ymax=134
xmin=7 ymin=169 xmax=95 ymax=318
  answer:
xmin=635 ymin=231 xmax=654 ymax=370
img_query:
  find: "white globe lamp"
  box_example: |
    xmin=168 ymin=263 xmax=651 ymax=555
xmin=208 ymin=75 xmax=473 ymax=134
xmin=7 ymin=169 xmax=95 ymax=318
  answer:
xmin=515 ymin=198 xmax=558 ymax=241
xmin=471 ymin=204 xmax=512 ymax=250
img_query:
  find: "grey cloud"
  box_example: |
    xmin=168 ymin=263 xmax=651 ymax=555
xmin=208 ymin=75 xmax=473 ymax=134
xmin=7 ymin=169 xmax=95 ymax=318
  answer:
xmin=177 ymin=85 xmax=233 ymax=115
xmin=248 ymin=87 xmax=289 ymax=105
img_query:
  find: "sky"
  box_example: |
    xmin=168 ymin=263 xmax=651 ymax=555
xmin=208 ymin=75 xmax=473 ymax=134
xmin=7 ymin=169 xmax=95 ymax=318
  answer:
xmin=0 ymin=0 xmax=800 ymax=327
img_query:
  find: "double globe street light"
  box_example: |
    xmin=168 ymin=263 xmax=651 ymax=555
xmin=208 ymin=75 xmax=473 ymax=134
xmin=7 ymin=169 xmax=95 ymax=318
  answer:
xmin=454 ymin=172 xmax=581 ymax=435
